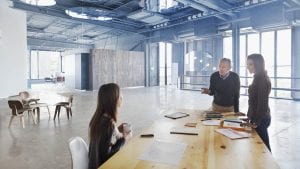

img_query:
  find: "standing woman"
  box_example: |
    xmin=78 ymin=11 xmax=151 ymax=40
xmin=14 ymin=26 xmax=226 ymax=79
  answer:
xmin=247 ymin=54 xmax=272 ymax=151
xmin=88 ymin=83 xmax=131 ymax=169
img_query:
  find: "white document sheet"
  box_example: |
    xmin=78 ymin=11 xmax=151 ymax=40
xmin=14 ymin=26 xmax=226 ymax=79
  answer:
xmin=202 ymin=120 xmax=221 ymax=126
xmin=139 ymin=140 xmax=187 ymax=166
xmin=215 ymin=128 xmax=252 ymax=139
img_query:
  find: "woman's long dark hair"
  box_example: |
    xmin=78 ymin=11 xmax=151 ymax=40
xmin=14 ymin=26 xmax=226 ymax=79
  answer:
xmin=88 ymin=83 xmax=120 ymax=169
xmin=247 ymin=53 xmax=268 ymax=79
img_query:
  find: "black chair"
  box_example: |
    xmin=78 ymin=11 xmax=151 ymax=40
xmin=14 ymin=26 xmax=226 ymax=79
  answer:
xmin=54 ymin=95 xmax=73 ymax=120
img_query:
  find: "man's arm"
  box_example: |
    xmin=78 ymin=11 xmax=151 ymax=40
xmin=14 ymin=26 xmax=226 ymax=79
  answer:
xmin=208 ymin=73 xmax=216 ymax=96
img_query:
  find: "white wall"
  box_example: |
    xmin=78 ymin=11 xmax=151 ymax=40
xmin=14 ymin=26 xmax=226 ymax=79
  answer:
xmin=64 ymin=55 xmax=76 ymax=89
xmin=0 ymin=0 xmax=27 ymax=98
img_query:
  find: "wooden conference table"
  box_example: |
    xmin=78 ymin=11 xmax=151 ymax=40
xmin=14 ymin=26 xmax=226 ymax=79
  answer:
xmin=100 ymin=109 xmax=280 ymax=169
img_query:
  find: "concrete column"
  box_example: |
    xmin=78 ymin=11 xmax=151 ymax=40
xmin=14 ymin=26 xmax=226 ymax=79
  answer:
xmin=75 ymin=53 xmax=90 ymax=90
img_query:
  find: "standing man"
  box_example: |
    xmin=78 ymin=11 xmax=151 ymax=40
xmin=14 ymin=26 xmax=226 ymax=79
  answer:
xmin=201 ymin=58 xmax=240 ymax=113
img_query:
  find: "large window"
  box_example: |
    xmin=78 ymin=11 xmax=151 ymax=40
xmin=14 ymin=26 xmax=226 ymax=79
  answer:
xmin=277 ymin=29 xmax=291 ymax=98
xmin=261 ymin=31 xmax=275 ymax=97
xmin=30 ymin=50 xmax=39 ymax=79
xmin=159 ymin=0 xmax=178 ymax=11
xmin=30 ymin=50 xmax=61 ymax=79
xmin=159 ymin=42 xmax=172 ymax=86
xmin=239 ymin=35 xmax=247 ymax=94
xmin=247 ymin=33 xmax=260 ymax=55
xmin=223 ymin=37 xmax=232 ymax=61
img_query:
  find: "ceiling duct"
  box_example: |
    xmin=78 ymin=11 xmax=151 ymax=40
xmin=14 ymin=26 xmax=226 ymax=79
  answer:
xmin=127 ymin=9 xmax=169 ymax=25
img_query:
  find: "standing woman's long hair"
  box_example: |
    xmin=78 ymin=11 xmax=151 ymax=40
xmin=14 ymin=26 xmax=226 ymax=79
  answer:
xmin=88 ymin=83 xmax=120 ymax=169
xmin=247 ymin=53 xmax=269 ymax=81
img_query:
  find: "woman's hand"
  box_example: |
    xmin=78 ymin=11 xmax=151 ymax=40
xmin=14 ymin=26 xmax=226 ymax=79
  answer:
xmin=118 ymin=123 xmax=133 ymax=140
xmin=201 ymin=88 xmax=210 ymax=94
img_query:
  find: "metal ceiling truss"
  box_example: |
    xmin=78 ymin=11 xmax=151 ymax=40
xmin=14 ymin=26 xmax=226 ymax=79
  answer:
xmin=11 ymin=0 xmax=141 ymax=33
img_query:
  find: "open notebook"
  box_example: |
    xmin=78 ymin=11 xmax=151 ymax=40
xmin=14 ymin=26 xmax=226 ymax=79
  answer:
xmin=164 ymin=112 xmax=189 ymax=119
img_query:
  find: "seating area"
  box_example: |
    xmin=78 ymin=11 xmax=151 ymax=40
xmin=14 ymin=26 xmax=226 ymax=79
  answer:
xmin=7 ymin=91 xmax=73 ymax=128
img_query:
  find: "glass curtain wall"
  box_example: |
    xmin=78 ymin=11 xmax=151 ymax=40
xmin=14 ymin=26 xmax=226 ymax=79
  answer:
xmin=159 ymin=42 xmax=172 ymax=86
xmin=29 ymin=50 xmax=61 ymax=80
xmin=223 ymin=28 xmax=292 ymax=99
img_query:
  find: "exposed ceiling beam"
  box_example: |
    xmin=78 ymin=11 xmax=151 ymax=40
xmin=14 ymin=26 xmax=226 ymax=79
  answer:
xmin=28 ymin=37 xmax=94 ymax=50
xmin=215 ymin=14 xmax=229 ymax=21
xmin=193 ymin=0 xmax=234 ymax=16
xmin=194 ymin=0 xmax=231 ymax=11
xmin=290 ymin=0 xmax=300 ymax=5
xmin=175 ymin=0 xmax=209 ymax=12
xmin=10 ymin=0 xmax=140 ymax=34
xmin=176 ymin=0 xmax=225 ymax=22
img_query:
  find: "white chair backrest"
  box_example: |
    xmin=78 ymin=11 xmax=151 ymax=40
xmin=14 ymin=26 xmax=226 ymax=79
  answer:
xmin=68 ymin=137 xmax=89 ymax=169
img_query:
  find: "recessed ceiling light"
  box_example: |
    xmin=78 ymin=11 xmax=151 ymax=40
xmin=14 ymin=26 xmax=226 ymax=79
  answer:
xmin=20 ymin=0 xmax=56 ymax=6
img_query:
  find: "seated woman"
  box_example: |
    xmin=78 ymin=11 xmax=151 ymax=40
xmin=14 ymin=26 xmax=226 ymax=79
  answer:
xmin=88 ymin=83 xmax=131 ymax=169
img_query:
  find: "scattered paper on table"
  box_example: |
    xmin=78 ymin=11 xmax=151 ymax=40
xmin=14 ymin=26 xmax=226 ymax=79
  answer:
xmin=202 ymin=120 xmax=221 ymax=126
xmin=215 ymin=128 xmax=252 ymax=139
xmin=139 ymin=140 xmax=187 ymax=165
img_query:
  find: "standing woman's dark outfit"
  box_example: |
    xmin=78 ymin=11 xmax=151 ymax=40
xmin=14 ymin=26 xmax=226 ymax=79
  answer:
xmin=247 ymin=73 xmax=272 ymax=151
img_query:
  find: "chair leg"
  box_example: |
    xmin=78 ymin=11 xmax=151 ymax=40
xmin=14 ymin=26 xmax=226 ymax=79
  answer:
xmin=8 ymin=115 xmax=15 ymax=128
xmin=46 ymin=106 xmax=51 ymax=118
xmin=20 ymin=116 xmax=25 ymax=128
xmin=37 ymin=108 xmax=40 ymax=122
xmin=58 ymin=106 xmax=61 ymax=118
xmin=69 ymin=108 xmax=72 ymax=117
xmin=66 ymin=108 xmax=69 ymax=119
xmin=53 ymin=106 xmax=58 ymax=120
xmin=29 ymin=110 xmax=37 ymax=124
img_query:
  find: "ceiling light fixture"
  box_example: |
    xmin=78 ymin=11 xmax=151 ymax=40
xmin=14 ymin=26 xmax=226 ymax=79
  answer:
xmin=20 ymin=0 xmax=56 ymax=6
xmin=65 ymin=8 xmax=113 ymax=21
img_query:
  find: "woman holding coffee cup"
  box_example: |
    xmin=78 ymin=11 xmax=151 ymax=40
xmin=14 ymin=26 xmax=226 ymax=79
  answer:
xmin=88 ymin=83 xmax=132 ymax=169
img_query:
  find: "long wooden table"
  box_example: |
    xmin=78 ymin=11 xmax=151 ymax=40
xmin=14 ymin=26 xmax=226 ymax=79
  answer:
xmin=100 ymin=109 xmax=280 ymax=169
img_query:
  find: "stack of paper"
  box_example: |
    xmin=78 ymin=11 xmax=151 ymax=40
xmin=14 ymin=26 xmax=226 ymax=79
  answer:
xmin=215 ymin=128 xmax=252 ymax=139
xmin=203 ymin=111 xmax=223 ymax=119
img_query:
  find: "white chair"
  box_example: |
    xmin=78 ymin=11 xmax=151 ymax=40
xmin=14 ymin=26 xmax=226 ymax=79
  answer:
xmin=68 ymin=137 xmax=89 ymax=169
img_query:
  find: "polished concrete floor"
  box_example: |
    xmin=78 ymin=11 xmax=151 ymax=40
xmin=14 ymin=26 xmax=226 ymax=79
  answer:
xmin=0 ymin=86 xmax=299 ymax=169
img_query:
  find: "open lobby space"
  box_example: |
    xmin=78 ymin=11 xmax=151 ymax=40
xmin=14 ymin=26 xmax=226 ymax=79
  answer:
xmin=1 ymin=0 xmax=300 ymax=169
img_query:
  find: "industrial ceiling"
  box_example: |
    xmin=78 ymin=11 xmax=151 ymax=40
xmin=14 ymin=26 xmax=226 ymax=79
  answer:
xmin=8 ymin=0 xmax=300 ymax=51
